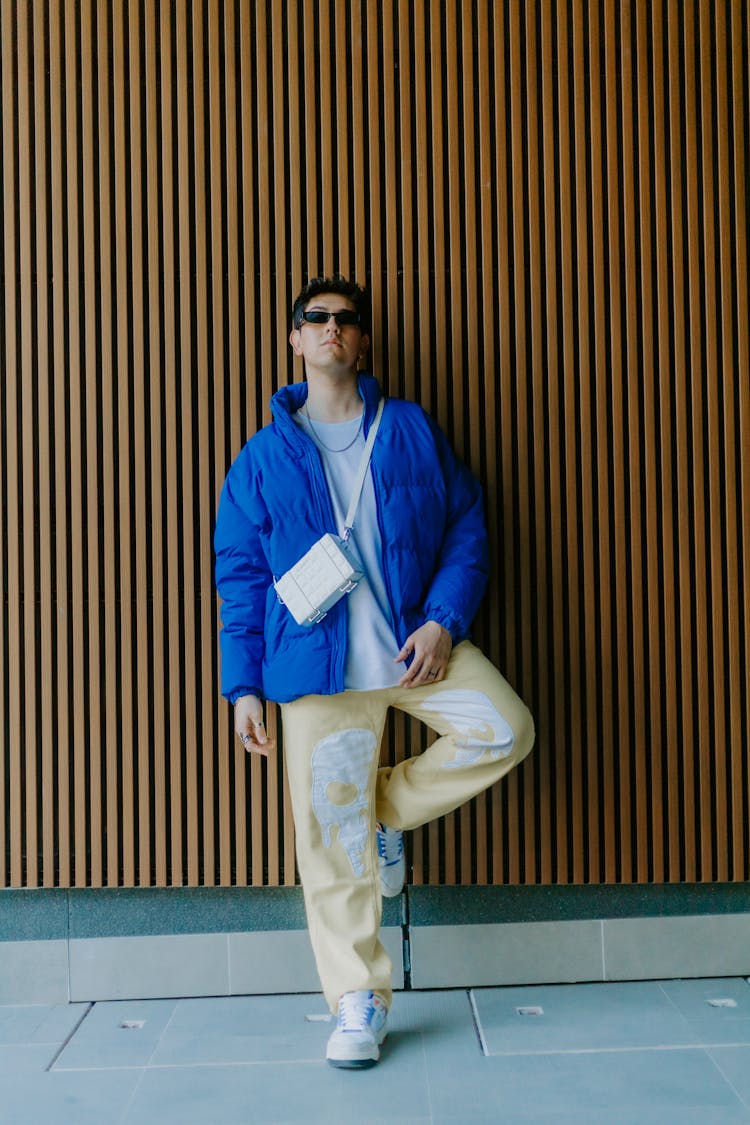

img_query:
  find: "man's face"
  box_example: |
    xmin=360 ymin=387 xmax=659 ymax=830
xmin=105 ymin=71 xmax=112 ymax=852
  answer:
xmin=289 ymin=293 xmax=369 ymax=378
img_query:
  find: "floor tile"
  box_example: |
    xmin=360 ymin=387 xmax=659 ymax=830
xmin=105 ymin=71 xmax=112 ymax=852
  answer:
xmin=121 ymin=1051 xmax=430 ymax=1125
xmin=471 ymin=981 xmax=702 ymax=1055
xmin=426 ymin=1046 xmax=750 ymax=1121
xmin=390 ymin=989 xmax=481 ymax=1055
xmin=0 ymin=1005 xmax=56 ymax=1044
xmin=0 ymin=1043 xmax=57 ymax=1074
xmin=149 ymin=994 xmax=332 ymax=1066
xmin=29 ymin=1003 xmax=91 ymax=1045
xmin=657 ymin=978 xmax=750 ymax=1044
xmin=433 ymin=1110 xmax=750 ymax=1124
xmin=0 ymin=1069 xmax=141 ymax=1125
xmin=709 ymin=1045 xmax=750 ymax=1107
xmin=54 ymin=1000 xmax=179 ymax=1069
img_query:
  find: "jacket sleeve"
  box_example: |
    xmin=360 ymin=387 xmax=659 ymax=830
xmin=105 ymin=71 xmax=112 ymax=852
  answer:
xmin=421 ymin=417 xmax=490 ymax=641
xmin=214 ymin=455 xmax=271 ymax=702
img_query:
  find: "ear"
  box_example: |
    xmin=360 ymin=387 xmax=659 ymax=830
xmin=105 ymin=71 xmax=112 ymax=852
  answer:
xmin=289 ymin=327 xmax=303 ymax=356
xmin=358 ymin=333 xmax=371 ymax=361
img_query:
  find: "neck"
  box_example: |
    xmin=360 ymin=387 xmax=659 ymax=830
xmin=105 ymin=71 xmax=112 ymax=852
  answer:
xmin=305 ymin=374 xmax=362 ymax=422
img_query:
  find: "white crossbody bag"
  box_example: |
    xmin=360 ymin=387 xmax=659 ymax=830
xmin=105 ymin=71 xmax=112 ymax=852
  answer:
xmin=273 ymin=398 xmax=385 ymax=627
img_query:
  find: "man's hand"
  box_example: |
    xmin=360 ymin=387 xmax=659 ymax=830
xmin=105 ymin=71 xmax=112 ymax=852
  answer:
xmin=395 ymin=621 xmax=453 ymax=688
xmin=234 ymin=694 xmax=275 ymax=756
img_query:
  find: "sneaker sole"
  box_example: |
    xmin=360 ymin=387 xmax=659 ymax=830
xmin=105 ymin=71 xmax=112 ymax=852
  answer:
xmin=327 ymin=1055 xmax=379 ymax=1069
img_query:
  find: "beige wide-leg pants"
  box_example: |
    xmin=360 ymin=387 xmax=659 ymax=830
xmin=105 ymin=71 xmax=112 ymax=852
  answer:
xmin=280 ymin=641 xmax=534 ymax=1011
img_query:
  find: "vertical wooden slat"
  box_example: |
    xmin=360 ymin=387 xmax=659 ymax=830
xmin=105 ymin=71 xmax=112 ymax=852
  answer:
xmin=571 ymin=0 xmax=602 ymax=886
xmin=398 ymin=0 xmax=415 ymax=402
xmin=669 ymin=0 xmax=696 ymax=882
xmin=457 ymin=0 xmax=482 ymax=885
xmin=511 ymin=0 xmax=536 ymax=882
xmin=48 ymin=0 xmax=71 ymax=888
xmin=129 ymin=0 xmax=151 ymax=887
xmin=221 ymin=0 xmax=244 ymax=885
xmin=144 ymin=1 xmax=168 ymax=886
xmin=635 ymin=0 xmax=663 ymax=882
xmin=683 ymin=3 xmax=712 ymax=881
xmin=602 ymin=2 xmax=629 ymax=882
xmin=111 ymin=0 xmax=134 ymax=886
xmin=270 ymin=0 xmax=289 ymax=387
xmin=731 ymin=0 xmax=750 ymax=875
xmin=651 ymin=0 xmax=682 ymax=883
xmin=237 ymin=1 xmax=263 ymax=887
xmin=715 ymin=0 xmax=743 ymax=880
xmin=63 ymin=0 xmax=88 ymax=888
xmin=206 ymin=0 xmax=229 ymax=885
xmin=301 ymin=0 xmax=318 ymax=272
xmin=523 ymin=3 xmax=551 ymax=885
xmin=491 ymin=0 xmax=515 ymax=885
xmin=98 ymin=0 xmax=119 ymax=887
xmin=175 ymin=0 xmax=199 ymax=885
xmin=699 ymin=0 xmax=728 ymax=881
xmin=191 ymin=1 xmax=216 ymax=887
xmin=540 ymin=3 xmax=573 ymax=882
xmin=3 ymin=0 xmax=23 ymax=888
xmin=80 ymin=0 xmax=102 ymax=886
xmin=555 ymin=0 xmax=586 ymax=883
xmin=589 ymin=0 xmax=620 ymax=882
xmin=473 ymin=0 xmax=497 ymax=883
xmin=619 ymin=0 xmax=647 ymax=883
xmin=160 ymin=0 xmax=185 ymax=887
xmin=0 ymin=2 xmax=8 ymax=886
xmin=32 ymin=0 xmax=55 ymax=887
xmin=17 ymin=0 xmax=38 ymax=888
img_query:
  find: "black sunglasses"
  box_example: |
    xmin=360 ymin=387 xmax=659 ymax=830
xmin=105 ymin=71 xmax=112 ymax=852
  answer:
xmin=300 ymin=308 xmax=361 ymax=328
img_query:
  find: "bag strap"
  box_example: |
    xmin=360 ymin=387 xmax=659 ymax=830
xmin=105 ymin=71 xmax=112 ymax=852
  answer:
xmin=342 ymin=397 xmax=385 ymax=540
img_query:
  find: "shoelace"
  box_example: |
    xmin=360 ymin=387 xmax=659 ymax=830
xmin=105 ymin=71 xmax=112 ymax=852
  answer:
xmin=376 ymin=824 xmax=403 ymax=866
xmin=337 ymin=992 xmax=374 ymax=1030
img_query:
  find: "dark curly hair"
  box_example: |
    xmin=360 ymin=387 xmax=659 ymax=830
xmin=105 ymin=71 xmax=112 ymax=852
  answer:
xmin=291 ymin=275 xmax=369 ymax=332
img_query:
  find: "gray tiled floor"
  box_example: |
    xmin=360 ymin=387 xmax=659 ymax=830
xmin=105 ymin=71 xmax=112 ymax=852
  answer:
xmin=1 ymin=981 xmax=750 ymax=1123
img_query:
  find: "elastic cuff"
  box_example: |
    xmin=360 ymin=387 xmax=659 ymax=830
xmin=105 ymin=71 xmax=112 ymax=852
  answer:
xmin=228 ymin=687 xmax=261 ymax=705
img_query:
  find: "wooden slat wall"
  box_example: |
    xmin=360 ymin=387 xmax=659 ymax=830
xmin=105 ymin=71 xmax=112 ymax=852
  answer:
xmin=1 ymin=0 xmax=748 ymax=889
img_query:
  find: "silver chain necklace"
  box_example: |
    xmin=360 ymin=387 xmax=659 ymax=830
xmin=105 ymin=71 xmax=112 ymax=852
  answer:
xmin=303 ymin=404 xmax=364 ymax=453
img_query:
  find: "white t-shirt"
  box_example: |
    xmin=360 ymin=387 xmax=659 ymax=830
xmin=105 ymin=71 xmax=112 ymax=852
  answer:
xmin=295 ymin=409 xmax=403 ymax=691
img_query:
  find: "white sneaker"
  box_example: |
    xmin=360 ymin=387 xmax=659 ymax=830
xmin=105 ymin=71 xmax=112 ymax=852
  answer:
xmin=376 ymin=822 xmax=405 ymax=897
xmin=326 ymin=990 xmax=388 ymax=1069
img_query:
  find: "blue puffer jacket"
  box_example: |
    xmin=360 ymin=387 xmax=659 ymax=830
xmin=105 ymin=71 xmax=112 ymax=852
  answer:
xmin=214 ymin=374 xmax=489 ymax=704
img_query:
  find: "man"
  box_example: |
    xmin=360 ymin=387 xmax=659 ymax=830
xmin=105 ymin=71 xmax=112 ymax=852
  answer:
xmin=214 ymin=275 xmax=534 ymax=1068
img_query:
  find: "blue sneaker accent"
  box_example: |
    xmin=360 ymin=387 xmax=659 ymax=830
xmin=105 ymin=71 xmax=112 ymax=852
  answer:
xmin=376 ymin=822 xmax=405 ymax=897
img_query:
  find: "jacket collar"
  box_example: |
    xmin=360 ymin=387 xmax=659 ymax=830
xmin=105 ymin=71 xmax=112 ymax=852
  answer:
xmin=270 ymin=372 xmax=383 ymax=438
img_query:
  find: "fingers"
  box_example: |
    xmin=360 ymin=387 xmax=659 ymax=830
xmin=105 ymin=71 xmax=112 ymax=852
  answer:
xmin=234 ymin=695 xmax=275 ymax=756
xmin=400 ymin=660 xmax=446 ymax=688
xmin=398 ymin=643 xmax=447 ymax=687
xmin=396 ymin=622 xmax=453 ymax=688
xmin=237 ymin=723 xmax=273 ymax=756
